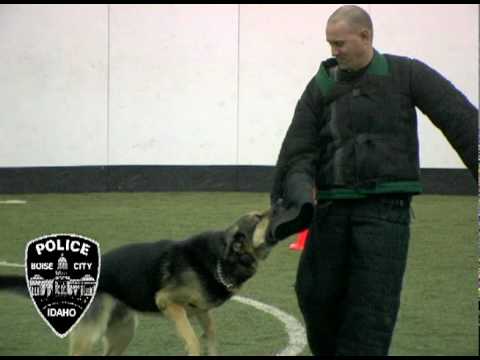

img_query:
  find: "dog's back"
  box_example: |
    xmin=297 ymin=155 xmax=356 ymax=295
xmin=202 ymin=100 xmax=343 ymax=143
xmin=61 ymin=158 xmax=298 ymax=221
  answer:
xmin=99 ymin=240 xmax=176 ymax=312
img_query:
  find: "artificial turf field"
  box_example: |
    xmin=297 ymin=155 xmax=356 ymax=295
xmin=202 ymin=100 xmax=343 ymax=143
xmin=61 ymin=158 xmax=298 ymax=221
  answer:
xmin=0 ymin=192 xmax=477 ymax=356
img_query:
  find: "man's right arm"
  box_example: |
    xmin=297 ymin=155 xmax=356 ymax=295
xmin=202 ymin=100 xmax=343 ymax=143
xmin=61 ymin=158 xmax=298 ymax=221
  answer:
xmin=271 ymin=77 xmax=322 ymax=205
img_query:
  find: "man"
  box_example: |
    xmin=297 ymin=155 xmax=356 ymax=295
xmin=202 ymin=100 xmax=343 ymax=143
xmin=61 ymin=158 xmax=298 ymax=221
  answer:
xmin=268 ymin=5 xmax=478 ymax=356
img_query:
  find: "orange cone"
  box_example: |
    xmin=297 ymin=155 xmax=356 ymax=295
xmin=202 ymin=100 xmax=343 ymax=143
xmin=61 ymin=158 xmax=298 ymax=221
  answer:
xmin=289 ymin=228 xmax=309 ymax=251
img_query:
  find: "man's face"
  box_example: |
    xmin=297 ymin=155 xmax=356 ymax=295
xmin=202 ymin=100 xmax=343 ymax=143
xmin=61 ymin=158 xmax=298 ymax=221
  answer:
xmin=326 ymin=19 xmax=370 ymax=71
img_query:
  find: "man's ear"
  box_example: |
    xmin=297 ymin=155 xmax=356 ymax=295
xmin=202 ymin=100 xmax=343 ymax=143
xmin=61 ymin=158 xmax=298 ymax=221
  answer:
xmin=359 ymin=28 xmax=372 ymax=43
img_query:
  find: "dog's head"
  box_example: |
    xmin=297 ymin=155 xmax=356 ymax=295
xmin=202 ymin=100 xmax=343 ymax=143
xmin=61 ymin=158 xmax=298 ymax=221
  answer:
xmin=221 ymin=210 xmax=273 ymax=285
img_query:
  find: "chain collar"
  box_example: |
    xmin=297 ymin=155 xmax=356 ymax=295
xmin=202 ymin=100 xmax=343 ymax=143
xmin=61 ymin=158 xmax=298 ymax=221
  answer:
xmin=215 ymin=261 xmax=235 ymax=291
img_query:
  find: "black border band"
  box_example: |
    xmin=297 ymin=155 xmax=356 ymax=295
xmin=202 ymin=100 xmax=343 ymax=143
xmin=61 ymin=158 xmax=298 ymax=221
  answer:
xmin=0 ymin=166 xmax=475 ymax=195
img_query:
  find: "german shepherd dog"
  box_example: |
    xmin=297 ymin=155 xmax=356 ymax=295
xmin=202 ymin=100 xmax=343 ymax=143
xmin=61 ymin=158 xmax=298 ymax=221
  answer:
xmin=0 ymin=210 xmax=273 ymax=356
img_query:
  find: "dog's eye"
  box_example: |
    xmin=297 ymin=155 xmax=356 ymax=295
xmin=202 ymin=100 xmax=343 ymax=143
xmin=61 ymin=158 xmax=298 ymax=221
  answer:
xmin=233 ymin=241 xmax=243 ymax=252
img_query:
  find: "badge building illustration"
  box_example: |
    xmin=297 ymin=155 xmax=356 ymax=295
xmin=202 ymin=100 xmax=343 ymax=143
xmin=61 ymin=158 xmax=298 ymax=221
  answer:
xmin=29 ymin=253 xmax=96 ymax=300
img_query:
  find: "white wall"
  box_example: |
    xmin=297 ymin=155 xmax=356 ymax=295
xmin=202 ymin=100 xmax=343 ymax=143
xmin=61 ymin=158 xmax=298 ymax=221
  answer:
xmin=0 ymin=4 xmax=477 ymax=168
xmin=109 ymin=5 xmax=238 ymax=165
xmin=0 ymin=5 xmax=108 ymax=167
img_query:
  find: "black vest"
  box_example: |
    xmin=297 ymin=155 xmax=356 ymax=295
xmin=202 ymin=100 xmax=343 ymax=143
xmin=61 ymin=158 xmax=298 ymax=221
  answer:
xmin=313 ymin=51 xmax=420 ymax=189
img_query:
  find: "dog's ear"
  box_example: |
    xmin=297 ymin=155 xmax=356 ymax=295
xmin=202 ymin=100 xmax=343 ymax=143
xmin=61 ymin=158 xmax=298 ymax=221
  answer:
xmin=224 ymin=226 xmax=247 ymax=259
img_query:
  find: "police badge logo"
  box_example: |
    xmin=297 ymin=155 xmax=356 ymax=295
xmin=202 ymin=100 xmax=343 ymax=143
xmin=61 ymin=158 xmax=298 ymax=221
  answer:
xmin=25 ymin=234 xmax=100 ymax=338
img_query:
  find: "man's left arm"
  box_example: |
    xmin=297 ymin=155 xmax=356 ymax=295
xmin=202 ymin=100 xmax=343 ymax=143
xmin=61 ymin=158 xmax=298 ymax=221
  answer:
xmin=410 ymin=59 xmax=478 ymax=183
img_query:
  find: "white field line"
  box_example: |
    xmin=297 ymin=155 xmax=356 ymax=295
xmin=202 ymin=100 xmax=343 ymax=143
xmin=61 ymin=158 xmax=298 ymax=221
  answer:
xmin=233 ymin=295 xmax=307 ymax=356
xmin=0 ymin=261 xmax=25 ymax=268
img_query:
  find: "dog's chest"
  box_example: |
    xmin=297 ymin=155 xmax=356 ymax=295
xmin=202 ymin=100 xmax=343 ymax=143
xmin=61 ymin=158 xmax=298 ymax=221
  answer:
xmin=156 ymin=270 xmax=232 ymax=313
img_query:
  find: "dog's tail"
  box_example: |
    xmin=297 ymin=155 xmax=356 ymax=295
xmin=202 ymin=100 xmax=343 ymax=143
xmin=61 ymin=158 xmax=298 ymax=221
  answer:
xmin=0 ymin=275 xmax=29 ymax=297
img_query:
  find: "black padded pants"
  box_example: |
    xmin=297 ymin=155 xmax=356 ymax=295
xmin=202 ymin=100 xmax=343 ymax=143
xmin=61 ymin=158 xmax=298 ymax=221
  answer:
xmin=295 ymin=195 xmax=411 ymax=356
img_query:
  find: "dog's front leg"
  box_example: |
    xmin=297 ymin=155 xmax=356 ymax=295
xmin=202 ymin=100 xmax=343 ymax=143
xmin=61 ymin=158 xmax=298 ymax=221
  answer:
xmin=163 ymin=303 xmax=200 ymax=356
xmin=196 ymin=311 xmax=217 ymax=356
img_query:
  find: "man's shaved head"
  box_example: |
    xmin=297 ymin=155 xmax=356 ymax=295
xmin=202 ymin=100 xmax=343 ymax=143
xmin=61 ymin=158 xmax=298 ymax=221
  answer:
xmin=325 ymin=5 xmax=374 ymax=71
xmin=328 ymin=5 xmax=373 ymax=39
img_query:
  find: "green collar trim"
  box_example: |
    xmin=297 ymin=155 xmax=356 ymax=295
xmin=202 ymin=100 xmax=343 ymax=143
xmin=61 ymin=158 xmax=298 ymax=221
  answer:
xmin=316 ymin=65 xmax=335 ymax=98
xmin=317 ymin=181 xmax=423 ymax=200
xmin=315 ymin=49 xmax=389 ymax=97
xmin=368 ymin=50 xmax=389 ymax=76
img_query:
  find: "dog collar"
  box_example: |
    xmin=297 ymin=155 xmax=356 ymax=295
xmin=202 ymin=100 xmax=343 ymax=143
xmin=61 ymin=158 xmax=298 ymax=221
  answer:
xmin=215 ymin=261 xmax=235 ymax=291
